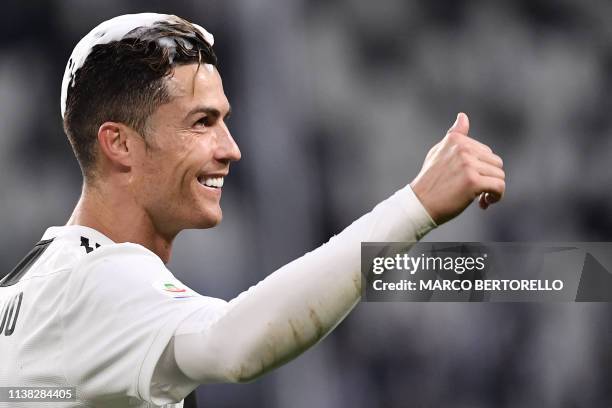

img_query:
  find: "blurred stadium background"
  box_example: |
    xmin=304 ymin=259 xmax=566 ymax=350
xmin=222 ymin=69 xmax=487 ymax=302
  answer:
xmin=1 ymin=0 xmax=611 ymax=406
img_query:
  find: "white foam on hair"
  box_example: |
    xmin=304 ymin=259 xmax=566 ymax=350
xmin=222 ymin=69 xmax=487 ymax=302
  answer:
xmin=60 ymin=12 xmax=214 ymax=118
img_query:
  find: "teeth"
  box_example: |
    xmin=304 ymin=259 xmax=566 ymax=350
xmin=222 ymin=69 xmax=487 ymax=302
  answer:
xmin=201 ymin=176 xmax=224 ymax=188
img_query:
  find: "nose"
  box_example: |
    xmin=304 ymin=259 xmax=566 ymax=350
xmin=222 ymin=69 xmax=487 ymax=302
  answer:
xmin=215 ymin=123 xmax=241 ymax=163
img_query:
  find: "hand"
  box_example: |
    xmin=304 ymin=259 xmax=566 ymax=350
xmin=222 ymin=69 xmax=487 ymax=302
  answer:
xmin=410 ymin=113 xmax=505 ymax=225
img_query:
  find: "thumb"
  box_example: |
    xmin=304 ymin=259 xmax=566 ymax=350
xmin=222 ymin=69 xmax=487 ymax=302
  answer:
xmin=447 ymin=112 xmax=470 ymax=135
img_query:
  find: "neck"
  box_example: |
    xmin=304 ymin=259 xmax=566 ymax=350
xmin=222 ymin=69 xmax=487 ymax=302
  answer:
xmin=67 ymin=182 xmax=175 ymax=263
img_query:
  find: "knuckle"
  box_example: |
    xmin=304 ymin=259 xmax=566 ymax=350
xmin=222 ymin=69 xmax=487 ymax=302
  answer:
xmin=461 ymin=158 xmax=475 ymax=172
xmin=458 ymin=150 xmax=474 ymax=167
xmin=457 ymin=143 xmax=471 ymax=154
xmin=465 ymin=171 xmax=479 ymax=188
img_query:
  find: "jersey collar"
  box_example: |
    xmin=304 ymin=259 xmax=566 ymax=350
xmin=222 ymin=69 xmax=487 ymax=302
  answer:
xmin=41 ymin=225 xmax=116 ymax=245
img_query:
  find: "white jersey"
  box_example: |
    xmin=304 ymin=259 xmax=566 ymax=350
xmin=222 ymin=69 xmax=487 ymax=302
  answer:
xmin=0 ymin=184 xmax=436 ymax=407
xmin=0 ymin=225 xmax=226 ymax=407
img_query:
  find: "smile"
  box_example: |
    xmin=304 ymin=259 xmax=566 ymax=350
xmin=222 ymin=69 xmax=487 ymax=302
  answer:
xmin=197 ymin=176 xmax=224 ymax=189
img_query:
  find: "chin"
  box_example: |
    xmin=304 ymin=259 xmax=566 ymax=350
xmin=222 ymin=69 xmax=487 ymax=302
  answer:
xmin=193 ymin=209 xmax=223 ymax=229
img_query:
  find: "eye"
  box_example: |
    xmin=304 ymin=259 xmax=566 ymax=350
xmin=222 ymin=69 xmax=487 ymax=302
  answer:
xmin=194 ymin=116 xmax=211 ymax=127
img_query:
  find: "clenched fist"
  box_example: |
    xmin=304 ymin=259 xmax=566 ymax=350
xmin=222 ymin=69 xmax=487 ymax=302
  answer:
xmin=410 ymin=113 xmax=505 ymax=225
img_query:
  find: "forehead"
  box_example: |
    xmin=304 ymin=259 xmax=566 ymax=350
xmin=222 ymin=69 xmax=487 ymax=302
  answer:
xmin=163 ymin=63 xmax=229 ymax=112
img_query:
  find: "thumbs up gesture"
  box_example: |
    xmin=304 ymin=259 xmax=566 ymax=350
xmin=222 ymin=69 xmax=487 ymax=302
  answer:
xmin=410 ymin=113 xmax=505 ymax=225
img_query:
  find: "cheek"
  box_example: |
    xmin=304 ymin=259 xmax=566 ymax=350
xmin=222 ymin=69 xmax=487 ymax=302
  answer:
xmin=136 ymin=133 xmax=207 ymax=194
xmin=132 ymin=154 xmax=178 ymax=202
xmin=193 ymin=135 xmax=217 ymax=161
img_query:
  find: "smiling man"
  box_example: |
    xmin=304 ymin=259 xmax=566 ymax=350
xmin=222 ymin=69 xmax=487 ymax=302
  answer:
xmin=69 ymin=62 xmax=239 ymax=261
xmin=0 ymin=13 xmax=505 ymax=408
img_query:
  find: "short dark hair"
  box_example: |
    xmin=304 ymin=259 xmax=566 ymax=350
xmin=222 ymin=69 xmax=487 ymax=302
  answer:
xmin=63 ymin=17 xmax=217 ymax=179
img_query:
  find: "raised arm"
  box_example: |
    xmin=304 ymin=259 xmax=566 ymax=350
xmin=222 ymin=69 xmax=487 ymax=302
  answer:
xmin=174 ymin=184 xmax=435 ymax=383
xmin=172 ymin=113 xmax=505 ymax=384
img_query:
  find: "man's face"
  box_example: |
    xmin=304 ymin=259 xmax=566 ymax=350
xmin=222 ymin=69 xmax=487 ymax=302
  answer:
xmin=131 ymin=63 xmax=241 ymax=236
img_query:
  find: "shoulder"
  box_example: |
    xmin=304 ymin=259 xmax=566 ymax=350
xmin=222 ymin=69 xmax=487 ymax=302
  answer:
xmin=70 ymin=242 xmax=176 ymax=293
xmin=77 ymin=242 xmax=165 ymax=272
xmin=25 ymin=227 xmax=158 ymax=281
xmin=57 ymin=242 xmax=218 ymax=401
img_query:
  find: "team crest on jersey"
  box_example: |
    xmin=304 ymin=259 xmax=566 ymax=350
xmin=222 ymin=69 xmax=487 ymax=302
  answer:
xmin=152 ymin=280 xmax=197 ymax=299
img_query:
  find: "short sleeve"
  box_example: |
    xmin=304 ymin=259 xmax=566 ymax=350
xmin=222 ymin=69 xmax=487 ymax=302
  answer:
xmin=59 ymin=243 xmax=227 ymax=405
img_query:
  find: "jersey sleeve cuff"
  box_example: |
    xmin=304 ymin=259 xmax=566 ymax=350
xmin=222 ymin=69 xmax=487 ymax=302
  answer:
xmin=397 ymin=184 xmax=437 ymax=240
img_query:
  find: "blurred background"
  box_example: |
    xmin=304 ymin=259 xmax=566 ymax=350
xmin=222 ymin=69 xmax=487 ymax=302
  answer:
xmin=1 ymin=0 xmax=611 ymax=406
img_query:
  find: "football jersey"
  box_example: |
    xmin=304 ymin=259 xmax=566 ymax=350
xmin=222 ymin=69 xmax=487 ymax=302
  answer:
xmin=0 ymin=225 xmax=227 ymax=407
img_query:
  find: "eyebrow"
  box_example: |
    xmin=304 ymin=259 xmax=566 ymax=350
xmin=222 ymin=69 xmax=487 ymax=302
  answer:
xmin=186 ymin=105 xmax=232 ymax=121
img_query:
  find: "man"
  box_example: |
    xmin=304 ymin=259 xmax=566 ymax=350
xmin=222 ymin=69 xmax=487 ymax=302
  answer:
xmin=0 ymin=13 xmax=505 ymax=408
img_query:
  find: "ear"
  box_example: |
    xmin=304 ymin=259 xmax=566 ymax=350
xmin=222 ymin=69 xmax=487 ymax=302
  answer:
xmin=97 ymin=122 xmax=139 ymax=171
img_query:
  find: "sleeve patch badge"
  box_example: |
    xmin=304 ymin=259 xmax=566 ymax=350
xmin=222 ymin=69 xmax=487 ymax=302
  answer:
xmin=152 ymin=280 xmax=198 ymax=299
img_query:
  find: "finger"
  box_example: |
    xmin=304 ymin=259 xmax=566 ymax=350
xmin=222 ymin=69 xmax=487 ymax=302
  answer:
xmin=446 ymin=139 xmax=502 ymax=168
xmin=462 ymin=136 xmax=493 ymax=154
xmin=475 ymin=161 xmax=505 ymax=180
xmin=447 ymin=112 xmax=470 ymax=136
xmin=445 ymin=115 xmax=499 ymax=160
xmin=476 ymin=175 xmax=505 ymax=200
xmin=446 ymin=135 xmax=492 ymax=156
xmin=479 ymin=193 xmax=489 ymax=209
xmin=476 ymin=151 xmax=504 ymax=168
xmin=485 ymin=192 xmax=500 ymax=204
